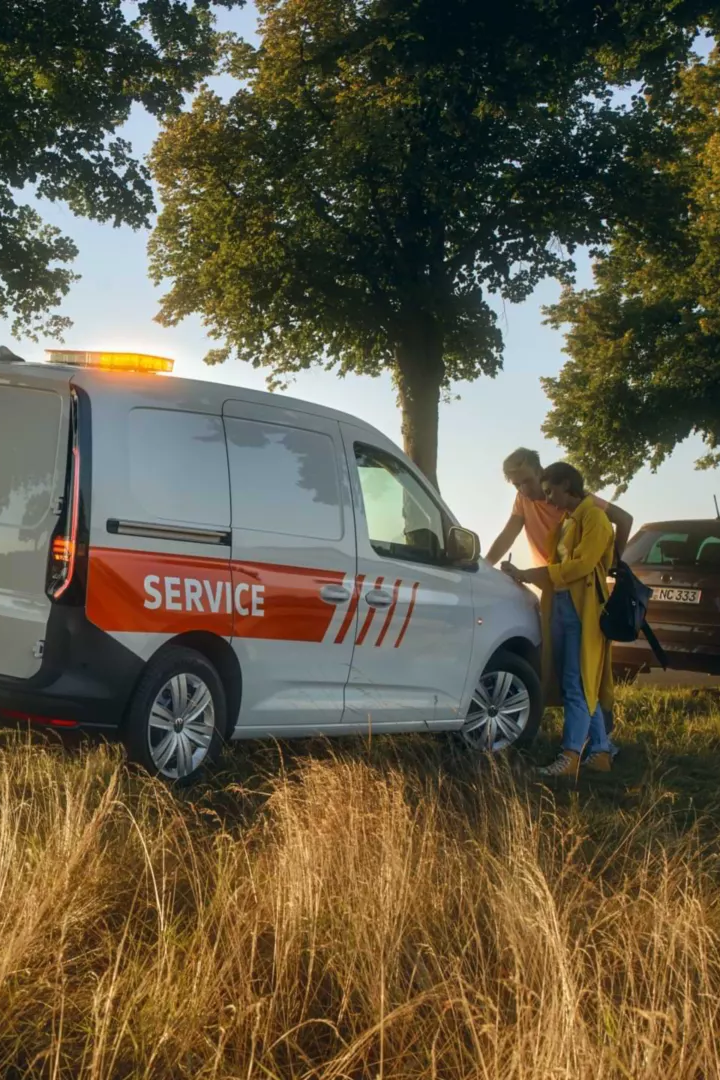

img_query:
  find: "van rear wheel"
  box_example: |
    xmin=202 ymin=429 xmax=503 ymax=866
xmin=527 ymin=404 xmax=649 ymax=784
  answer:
xmin=459 ymin=649 xmax=542 ymax=753
xmin=124 ymin=647 xmax=227 ymax=784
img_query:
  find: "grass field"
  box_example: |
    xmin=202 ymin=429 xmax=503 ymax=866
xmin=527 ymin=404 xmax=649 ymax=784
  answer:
xmin=1 ymin=686 xmax=720 ymax=1079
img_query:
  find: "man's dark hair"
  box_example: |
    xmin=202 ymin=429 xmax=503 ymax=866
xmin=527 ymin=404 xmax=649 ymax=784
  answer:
xmin=540 ymin=461 xmax=585 ymax=498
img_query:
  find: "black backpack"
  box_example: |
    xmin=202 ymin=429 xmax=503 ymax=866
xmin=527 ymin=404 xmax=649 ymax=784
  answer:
xmin=596 ymin=559 xmax=668 ymax=669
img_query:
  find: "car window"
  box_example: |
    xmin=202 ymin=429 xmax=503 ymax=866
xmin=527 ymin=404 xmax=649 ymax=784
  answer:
xmin=354 ymin=443 xmax=446 ymax=563
xmin=225 ymin=418 xmax=343 ymax=540
xmin=647 ymin=532 xmax=689 ymax=565
xmin=697 ymin=536 xmax=720 ymax=568
xmin=128 ymin=409 xmax=230 ymax=526
xmin=625 ymin=527 xmax=720 ymax=566
xmin=0 ymin=386 xmax=62 ymax=529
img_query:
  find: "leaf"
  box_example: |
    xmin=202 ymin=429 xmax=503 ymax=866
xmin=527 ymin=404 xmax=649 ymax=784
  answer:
xmin=0 ymin=0 xmax=244 ymax=336
xmin=149 ymin=0 xmax=715 ymax=477
xmin=544 ymin=48 xmax=720 ymax=489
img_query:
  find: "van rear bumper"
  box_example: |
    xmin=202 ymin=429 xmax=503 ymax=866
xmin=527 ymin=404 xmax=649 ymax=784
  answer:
xmin=0 ymin=606 xmax=144 ymax=730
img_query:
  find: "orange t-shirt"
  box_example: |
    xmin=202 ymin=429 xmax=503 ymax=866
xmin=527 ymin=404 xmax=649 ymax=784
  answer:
xmin=512 ymin=492 xmax=609 ymax=566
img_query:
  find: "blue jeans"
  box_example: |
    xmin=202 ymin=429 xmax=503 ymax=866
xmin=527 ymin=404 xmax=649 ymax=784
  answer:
xmin=551 ymin=591 xmax=609 ymax=755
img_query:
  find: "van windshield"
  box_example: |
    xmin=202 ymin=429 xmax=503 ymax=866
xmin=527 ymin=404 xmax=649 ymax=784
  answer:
xmin=625 ymin=525 xmax=720 ymax=569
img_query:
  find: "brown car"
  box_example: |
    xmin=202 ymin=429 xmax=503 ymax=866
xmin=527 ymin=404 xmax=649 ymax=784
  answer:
xmin=612 ymin=519 xmax=720 ymax=679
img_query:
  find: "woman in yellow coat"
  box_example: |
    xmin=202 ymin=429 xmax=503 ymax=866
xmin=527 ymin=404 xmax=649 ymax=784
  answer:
xmin=502 ymin=462 xmax=615 ymax=777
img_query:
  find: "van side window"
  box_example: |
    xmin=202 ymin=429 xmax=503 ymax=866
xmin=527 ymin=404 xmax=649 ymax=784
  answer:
xmin=0 ymin=386 xmax=61 ymax=528
xmin=128 ymin=409 xmax=230 ymax=525
xmin=224 ymin=418 xmax=343 ymax=540
xmin=354 ymin=443 xmax=446 ymax=563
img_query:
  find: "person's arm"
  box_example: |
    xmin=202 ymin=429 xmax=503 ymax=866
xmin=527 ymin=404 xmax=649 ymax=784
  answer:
xmin=604 ymin=502 xmax=633 ymax=557
xmin=485 ymin=514 xmax=524 ymax=565
xmin=546 ymin=509 xmax=613 ymax=589
xmin=503 ymin=563 xmax=550 ymax=589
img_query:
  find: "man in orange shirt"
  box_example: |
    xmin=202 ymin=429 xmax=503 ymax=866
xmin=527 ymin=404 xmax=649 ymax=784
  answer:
xmin=486 ymin=448 xmax=633 ymax=568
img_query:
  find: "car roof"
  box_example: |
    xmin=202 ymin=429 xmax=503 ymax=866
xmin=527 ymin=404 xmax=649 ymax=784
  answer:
xmin=638 ymin=520 xmax=720 ymax=531
xmin=0 ymin=358 xmax=75 ymax=387
xmin=0 ymin=359 xmax=377 ymax=433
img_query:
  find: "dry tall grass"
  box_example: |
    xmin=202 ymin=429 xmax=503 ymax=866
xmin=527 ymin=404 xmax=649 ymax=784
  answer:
xmin=0 ymin=689 xmax=719 ymax=1078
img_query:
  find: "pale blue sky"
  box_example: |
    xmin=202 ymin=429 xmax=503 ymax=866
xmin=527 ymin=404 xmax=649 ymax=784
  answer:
xmin=2 ymin=2 xmax=717 ymax=566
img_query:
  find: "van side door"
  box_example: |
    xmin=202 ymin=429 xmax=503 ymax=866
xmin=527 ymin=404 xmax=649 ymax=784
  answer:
xmin=222 ymin=401 xmax=357 ymax=733
xmin=340 ymin=425 xmax=476 ymax=729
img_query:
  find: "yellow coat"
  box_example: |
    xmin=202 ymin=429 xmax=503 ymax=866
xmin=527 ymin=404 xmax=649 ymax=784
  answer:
xmin=540 ymin=496 xmax=615 ymax=715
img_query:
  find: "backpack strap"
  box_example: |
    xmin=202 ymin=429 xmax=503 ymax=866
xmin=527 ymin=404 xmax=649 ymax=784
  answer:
xmin=641 ymin=620 xmax=668 ymax=671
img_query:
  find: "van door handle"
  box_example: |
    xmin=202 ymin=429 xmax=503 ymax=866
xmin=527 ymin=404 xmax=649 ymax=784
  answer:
xmin=365 ymin=589 xmax=393 ymax=607
xmin=320 ymin=584 xmax=351 ymax=604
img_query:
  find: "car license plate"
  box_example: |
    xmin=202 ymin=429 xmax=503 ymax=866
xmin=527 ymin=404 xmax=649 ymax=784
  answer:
xmin=652 ymin=587 xmax=701 ymax=604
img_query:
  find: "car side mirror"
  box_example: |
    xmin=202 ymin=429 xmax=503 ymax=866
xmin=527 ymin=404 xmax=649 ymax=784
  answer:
xmin=447 ymin=526 xmax=480 ymax=566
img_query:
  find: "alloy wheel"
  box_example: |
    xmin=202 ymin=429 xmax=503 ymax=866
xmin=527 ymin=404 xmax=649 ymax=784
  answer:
xmin=460 ymin=669 xmax=532 ymax=752
xmin=147 ymin=673 xmax=216 ymax=780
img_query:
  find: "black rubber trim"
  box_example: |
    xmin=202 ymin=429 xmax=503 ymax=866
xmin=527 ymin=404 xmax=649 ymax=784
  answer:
xmin=0 ymin=604 xmax=144 ymax=729
xmin=106 ymin=519 xmax=231 ymax=546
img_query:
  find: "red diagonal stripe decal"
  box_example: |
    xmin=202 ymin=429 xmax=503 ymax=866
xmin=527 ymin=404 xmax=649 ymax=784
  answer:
xmin=394 ymin=582 xmax=420 ymax=648
xmin=335 ymin=575 xmax=365 ymax=644
xmin=375 ymin=578 xmax=402 ymax=646
xmin=355 ymin=576 xmax=385 ymax=645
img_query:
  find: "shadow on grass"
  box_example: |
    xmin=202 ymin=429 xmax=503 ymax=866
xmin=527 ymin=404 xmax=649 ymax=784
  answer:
xmin=3 ymin=685 xmax=720 ymax=841
xmin=201 ymin=685 xmax=720 ymax=839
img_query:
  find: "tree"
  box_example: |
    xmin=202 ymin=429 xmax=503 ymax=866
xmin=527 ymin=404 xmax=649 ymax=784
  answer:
xmin=149 ymin=0 xmax=717 ymax=487
xmin=543 ymin=48 xmax=720 ymax=493
xmin=1 ymin=0 xmax=241 ymax=339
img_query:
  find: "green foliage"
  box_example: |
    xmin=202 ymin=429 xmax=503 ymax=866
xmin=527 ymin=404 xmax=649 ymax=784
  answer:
xmin=544 ymin=48 xmax=720 ymax=493
xmin=150 ymin=0 xmax=719 ymax=479
xmin=0 ymin=0 xmax=241 ymax=339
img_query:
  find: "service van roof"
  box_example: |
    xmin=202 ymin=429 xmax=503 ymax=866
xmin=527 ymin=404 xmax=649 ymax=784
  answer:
xmin=0 ymin=360 xmax=377 ymax=434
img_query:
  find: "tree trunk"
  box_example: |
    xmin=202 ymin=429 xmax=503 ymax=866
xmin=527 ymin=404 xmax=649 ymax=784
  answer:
xmin=394 ymin=327 xmax=444 ymax=490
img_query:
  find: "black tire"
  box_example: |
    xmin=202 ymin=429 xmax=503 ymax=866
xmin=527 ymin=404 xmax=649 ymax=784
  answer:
xmin=458 ymin=648 xmax=542 ymax=753
xmin=124 ymin=646 xmax=228 ymax=784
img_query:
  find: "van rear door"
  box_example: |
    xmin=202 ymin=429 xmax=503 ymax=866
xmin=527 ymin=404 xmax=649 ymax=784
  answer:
xmin=0 ymin=376 xmax=69 ymax=678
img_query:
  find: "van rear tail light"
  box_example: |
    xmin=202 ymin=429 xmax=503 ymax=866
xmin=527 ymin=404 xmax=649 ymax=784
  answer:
xmin=48 ymin=444 xmax=80 ymax=599
xmin=52 ymin=536 xmax=74 ymax=563
xmin=47 ymin=391 xmax=89 ymax=604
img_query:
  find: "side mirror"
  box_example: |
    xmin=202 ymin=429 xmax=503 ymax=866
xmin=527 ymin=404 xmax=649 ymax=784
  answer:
xmin=447 ymin=525 xmax=480 ymax=566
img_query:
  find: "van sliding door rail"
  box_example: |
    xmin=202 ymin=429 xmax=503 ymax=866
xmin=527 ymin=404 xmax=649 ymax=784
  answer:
xmin=106 ymin=519 xmax=231 ymax=546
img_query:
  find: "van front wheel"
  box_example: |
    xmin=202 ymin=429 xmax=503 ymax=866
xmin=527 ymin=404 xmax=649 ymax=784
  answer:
xmin=124 ymin=647 xmax=227 ymax=784
xmin=459 ymin=650 xmax=542 ymax=753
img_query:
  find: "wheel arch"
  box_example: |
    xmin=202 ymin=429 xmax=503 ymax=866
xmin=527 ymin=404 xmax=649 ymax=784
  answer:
xmin=486 ymin=636 xmax=541 ymax=677
xmin=144 ymin=632 xmax=242 ymax=731
xmin=461 ymin=636 xmax=543 ymax=751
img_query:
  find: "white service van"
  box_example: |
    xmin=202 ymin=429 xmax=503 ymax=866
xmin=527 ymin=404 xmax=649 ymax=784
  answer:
xmin=0 ymin=349 xmax=541 ymax=781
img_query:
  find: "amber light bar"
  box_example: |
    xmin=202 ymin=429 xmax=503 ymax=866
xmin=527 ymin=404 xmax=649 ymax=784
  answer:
xmin=46 ymin=350 xmax=174 ymax=374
